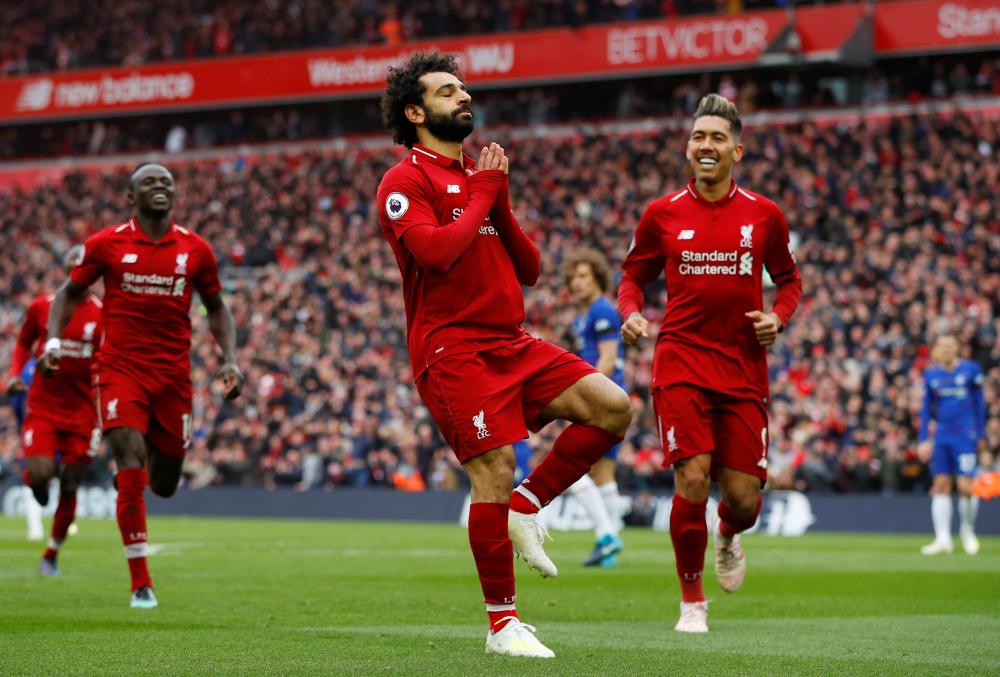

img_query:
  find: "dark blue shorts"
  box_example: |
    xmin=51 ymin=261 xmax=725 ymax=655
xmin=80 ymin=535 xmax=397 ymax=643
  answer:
xmin=930 ymin=435 xmax=979 ymax=477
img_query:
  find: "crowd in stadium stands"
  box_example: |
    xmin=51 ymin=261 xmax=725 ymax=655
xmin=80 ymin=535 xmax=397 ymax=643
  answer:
xmin=1 ymin=111 xmax=998 ymax=494
xmin=1 ymin=0 xmax=845 ymax=75
xmin=1 ymin=54 xmax=997 ymax=161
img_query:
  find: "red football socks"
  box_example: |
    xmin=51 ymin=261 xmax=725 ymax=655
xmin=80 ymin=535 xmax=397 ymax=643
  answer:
xmin=487 ymin=608 xmax=520 ymax=633
xmin=42 ymin=494 xmax=77 ymax=561
xmin=671 ymin=493 xmax=708 ymax=603
xmin=468 ymin=502 xmax=518 ymax=630
xmin=718 ymin=495 xmax=762 ymax=539
xmin=116 ymin=467 xmax=152 ymax=591
xmin=511 ymin=424 xmax=623 ymax=513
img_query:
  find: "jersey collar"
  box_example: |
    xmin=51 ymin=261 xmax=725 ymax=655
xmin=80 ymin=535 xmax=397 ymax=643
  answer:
xmin=686 ymin=178 xmax=739 ymax=206
xmin=411 ymin=144 xmax=474 ymax=171
xmin=128 ymin=215 xmax=179 ymax=244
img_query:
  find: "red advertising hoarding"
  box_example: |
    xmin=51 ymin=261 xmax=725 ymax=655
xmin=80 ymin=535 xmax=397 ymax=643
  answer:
xmin=0 ymin=11 xmax=788 ymax=123
xmin=0 ymin=1 xmax=997 ymax=125
xmin=875 ymin=0 xmax=1000 ymax=54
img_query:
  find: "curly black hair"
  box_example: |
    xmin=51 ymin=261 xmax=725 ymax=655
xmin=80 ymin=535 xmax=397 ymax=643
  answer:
xmin=381 ymin=52 xmax=463 ymax=148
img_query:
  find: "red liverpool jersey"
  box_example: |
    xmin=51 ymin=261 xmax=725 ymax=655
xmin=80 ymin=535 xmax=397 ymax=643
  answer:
xmin=70 ymin=217 xmax=222 ymax=376
xmin=8 ymin=293 xmax=103 ymax=434
xmin=377 ymin=144 xmax=527 ymax=378
xmin=619 ymin=179 xmax=802 ymax=400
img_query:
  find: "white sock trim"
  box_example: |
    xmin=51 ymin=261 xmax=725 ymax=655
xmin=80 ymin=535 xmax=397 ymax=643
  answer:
xmin=47 ymin=538 xmax=61 ymax=551
xmin=568 ymin=474 xmax=598 ymax=494
xmin=514 ymin=485 xmax=542 ymax=510
xmin=931 ymin=494 xmax=952 ymax=543
xmin=599 ymin=481 xmax=622 ymax=533
xmin=124 ymin=543 xmax=148 ymax=559
xmin=570 ymin=476 xmax=615 ymax=539
xmin=486 ymin=603 xmax=517 ymax=613
xmin=958 ymin=495 xmax=979 ymax=532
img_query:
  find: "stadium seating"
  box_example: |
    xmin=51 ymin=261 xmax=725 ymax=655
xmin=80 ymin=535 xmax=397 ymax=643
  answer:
xmin=1 ymin=110 xmax=996 ymax=492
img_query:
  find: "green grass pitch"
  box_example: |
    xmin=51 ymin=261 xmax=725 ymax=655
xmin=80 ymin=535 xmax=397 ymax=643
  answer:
xmin=0 ymin=515 xmax=997 ymax=675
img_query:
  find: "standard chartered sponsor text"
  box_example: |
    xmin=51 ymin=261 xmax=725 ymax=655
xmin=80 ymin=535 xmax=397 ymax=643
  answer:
xmin=679 ymin=250 xmax=753 ymax=275
xmin=121 ymin=272 xmax=185 ymax=296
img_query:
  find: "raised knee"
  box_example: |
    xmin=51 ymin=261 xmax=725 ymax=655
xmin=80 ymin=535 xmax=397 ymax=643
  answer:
xmin=27 ymin=468 xmax=53 ymax=487
xmin=726 ymin=493 xmax=760 ymax=517
xmin=604 ymin=389 xmax=633 ymax=434
xmin=150 ymin=480 xmax=177 ymax=498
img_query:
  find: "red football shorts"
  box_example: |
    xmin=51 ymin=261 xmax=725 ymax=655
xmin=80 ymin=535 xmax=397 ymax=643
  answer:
xmin=94 ymin=367 xmax=193 ymax=457
xmin=652 ymin=384 xmax=769 ymax=482
xmin=21 ymin=414 xmax=100 ymax=465
xmin=415 ymin=336 xmax=597 ymax=463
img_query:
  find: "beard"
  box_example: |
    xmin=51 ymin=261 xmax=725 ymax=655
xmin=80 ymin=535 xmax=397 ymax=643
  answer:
xmin=424 ymin=107 xmax=474 ymax=143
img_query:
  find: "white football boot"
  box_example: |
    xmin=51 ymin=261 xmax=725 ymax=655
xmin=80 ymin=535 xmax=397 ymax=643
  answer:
xmin=674 ymin=601 xmax=709 ymax=633
xmin=920 ymin=539 xmax=953 ymax=555
xmin=485 ymin=617 xmax=555 ymax=658
xmin=713 ymin=515 xmax=746 ymax=593
xmin=959 ymin=529 xmax=980 ymax=555
xmin=508 ymin=511 xmax=558 ymax=578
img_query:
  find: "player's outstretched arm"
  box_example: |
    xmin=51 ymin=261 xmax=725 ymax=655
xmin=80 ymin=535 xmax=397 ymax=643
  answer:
xmin=41 ymin=279 xmax=88 ymax=376
xmin=201 ymin=291 xmax=243 ymax=401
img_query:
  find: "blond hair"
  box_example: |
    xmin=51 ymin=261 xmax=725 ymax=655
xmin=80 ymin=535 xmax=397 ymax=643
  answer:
xmin=693 ymin=93 xmax=742 ymax=139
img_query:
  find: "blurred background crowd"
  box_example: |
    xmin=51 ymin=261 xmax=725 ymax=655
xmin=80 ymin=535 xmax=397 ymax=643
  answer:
xmin=0 ymin=0 xmax=997 ymax=496
xmin=1 ymin=112 xmax=997 ymax=494
xmin=2 ymin=0 xmax=851 ymax=75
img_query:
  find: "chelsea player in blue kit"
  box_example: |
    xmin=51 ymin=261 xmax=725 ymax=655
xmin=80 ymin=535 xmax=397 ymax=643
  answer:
xmin=918 ymin=334 xmax=987 ymax=555
xmin=6 ymin=358 xmax=45 ymax=541
xmin=564 ymin=250 xmax=626 ymax=566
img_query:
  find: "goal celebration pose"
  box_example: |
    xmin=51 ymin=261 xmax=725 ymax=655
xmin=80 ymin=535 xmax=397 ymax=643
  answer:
xmin=377 ymin=53 xmax=632 ymax=657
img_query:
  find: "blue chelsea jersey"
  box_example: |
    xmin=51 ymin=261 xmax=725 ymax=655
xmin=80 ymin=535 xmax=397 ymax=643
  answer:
xmin=571 ymin=296 xmax=625 ymax=389
xmin=919 ymin=360 xmax=987 ymax=441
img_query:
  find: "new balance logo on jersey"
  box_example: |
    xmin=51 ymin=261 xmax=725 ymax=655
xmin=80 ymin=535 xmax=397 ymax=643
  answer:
xmin=740 ymin=224 xmax=754 ymax=248
xmin=678 ymin=230 xmax=694 ymax=240
xmin=24 ymin=429 xmax=33 ymax=447
xmin=175 ymin=253 xmax=188 ymax=275
xmin=82 ymin=321 xmax=97 ymax=341
xmin=473 ymin=410 xmax=491 ymax=440
xmin=739 ymin=252 xmax=753 ymax=276
xmin=107 ymin=398 xmax=119 ymax=420
xmin=446 ymin=184 xmax=461 ymax=194
xmin=121 ymin=253 xmax=138 ymax=264
xmin=667 ymin=426 xmax=678 ymax=452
